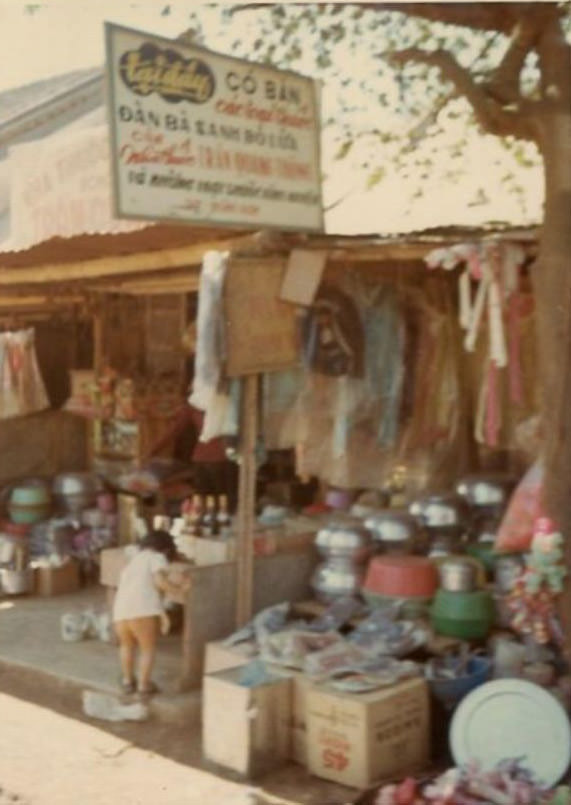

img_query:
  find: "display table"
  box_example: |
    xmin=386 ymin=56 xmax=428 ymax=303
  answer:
xmin=100 ymin=542 xmax=318 ymax=690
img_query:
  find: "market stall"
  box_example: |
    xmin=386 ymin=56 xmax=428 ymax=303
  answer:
xmin=168 ymin=232 xmax=570 ymax=799
xmin=4 ymin=224 xmax=568 ymax=802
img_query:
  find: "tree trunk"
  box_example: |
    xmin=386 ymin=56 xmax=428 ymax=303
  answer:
xmin=532 ymin=107 xmax=571 ymax=657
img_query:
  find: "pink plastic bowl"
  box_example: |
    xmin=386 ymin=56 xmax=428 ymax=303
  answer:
xmin=363 ymin=555 xmax=439 ymax=598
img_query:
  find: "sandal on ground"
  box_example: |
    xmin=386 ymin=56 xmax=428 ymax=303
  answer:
xmin=119 ymin=678 xmax=136 ymax=695
xmin=137 ymin=681 xmax=160 ymax=697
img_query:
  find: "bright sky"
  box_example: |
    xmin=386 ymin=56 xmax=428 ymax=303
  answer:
xmin=0 ymin=0 xmax=544 ymax=234
xmin=0 ymin=2 xmax=214 ymax=91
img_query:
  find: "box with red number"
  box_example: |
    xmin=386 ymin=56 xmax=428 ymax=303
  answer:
xmin=305 ymin=676 xmax=430 ymax=789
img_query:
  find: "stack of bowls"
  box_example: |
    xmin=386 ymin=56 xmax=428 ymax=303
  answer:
xmin=362 ymin=555 xmax=439 ymax=618
xmin=311 ymin=521 xmax=372 ymax=603
xmin=7 ymin=480 xmax=51 ymax=525
xmin=409 ymin=493 xmax=467 ymax=558
xmin=52 ymin=472 xmax=98 ymax=515
xmin=426 ymin=655 xmax=492 ymax=711
xmin=431 ymin=557 xmax=494 ymax=640
xmin=364 ymin=509 xmax=418 ymax=555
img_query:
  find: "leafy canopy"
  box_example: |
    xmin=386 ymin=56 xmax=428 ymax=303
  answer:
xmin=195 ymin=3 xmax=545 ymax=227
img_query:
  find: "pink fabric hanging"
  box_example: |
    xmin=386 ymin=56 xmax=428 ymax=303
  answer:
xmin=508 ymin=293 xmax=524 ymax=405
xmin=485 ymin=360 xmax=501 ymax=447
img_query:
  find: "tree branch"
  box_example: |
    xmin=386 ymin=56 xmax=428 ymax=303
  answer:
xmin=384 ymin=47 xmax=537 ymax=142
xmin=486 ymin=6 xmax=555 ymax=104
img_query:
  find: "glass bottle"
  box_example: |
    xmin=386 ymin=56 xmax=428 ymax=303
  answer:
xmin=201 ymin=495 xmax=218 ymax=537
xmin=216 ymin=494 xmax=232 ymax=539
xmin=187 ymin=494 xmax=203 ymax=537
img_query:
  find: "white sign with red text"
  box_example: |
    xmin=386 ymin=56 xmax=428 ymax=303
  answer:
xmin=105 ymin=23 xmax=323 ymax=232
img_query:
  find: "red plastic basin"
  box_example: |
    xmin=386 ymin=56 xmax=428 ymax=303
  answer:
xmin=363 ymin=555 xmax=439 ymax=598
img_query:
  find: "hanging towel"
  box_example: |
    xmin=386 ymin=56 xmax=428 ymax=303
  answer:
xmin=189 ymin=251 xmax=231 ymax=440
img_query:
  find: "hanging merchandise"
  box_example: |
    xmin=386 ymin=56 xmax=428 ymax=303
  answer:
xmin=425 ymin=240 xmax=535 ymax=449
xmin=0 ymin=328 xmax=50 ymax=419
xmin=506 ymin=517 xmax=566 ymax=645
xmin=291 ymin=274 xmax=461 ymax=491
xmin=363 ymin=289 xmax=405 ymax=448
xmin=189 ymin=250 xmax=238 ymax=442
xmin=262 ymin=368 xmax=305 ymax=450
xmin=390 ymin=277 xmax=464 ymax=497
xmin=301 ymin=283 xmax=365 ymax=378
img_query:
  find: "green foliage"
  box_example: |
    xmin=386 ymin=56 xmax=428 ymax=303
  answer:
xmin=212 ymin=3 xmax=544 ymax=224
xmin=366 ymin=167 xmax=385 ymax=189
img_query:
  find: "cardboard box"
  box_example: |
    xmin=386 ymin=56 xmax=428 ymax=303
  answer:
xmin=203 ymin=643 xmax=309 ymax=766
xmin=35 ymin=559 xmax=80 ymax=596
xmin=204 ymin=640 xmax=257 ymax=675
xmin=202 ymin=666 xmax=292 ymax=777
xmin=286 ymin=670 xmax=311 ymax=767
xmin=306 ymin=677 xmax=430 ymax=789
xmin=194 ymin=537 xmax=236 ymax=566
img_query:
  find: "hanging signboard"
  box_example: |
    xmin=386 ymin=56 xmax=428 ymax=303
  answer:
xmin=224 ymin=258 xmax=299 ymax=376
xmin=104 ymin=23 xmax=324 ymax=232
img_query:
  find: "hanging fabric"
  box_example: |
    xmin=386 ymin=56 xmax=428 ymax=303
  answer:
xmin=301 ymin=283 xmax=365 ymax=378
xmin=425 ymin=240 xmax=528 ymax=447
xmin=0 ymin=328 xmax=49 ymax=420
xmin=189 ymin=250 xmax=237 ymax=441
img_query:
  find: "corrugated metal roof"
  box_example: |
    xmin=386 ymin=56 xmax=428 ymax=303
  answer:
xmin=0 ymin=67 xmax=102 ymax=131
xmin=0 ymin=223 xmax=249 ymax=268
xmin=0 ymin=222 xmax=538 ymax=270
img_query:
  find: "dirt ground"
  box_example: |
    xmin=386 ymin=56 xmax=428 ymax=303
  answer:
xmin=0 ymin=661 xmax=354 ymax=805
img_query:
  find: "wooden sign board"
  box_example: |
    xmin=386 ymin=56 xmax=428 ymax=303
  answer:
xmin=280 ymin=249 xmax=327 ymax=306
xmin=224 ymin=258 xmax=299 ymax=377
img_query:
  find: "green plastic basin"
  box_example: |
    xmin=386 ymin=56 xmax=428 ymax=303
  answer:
xmin=430 ymin=589 xmax=495 ymax=640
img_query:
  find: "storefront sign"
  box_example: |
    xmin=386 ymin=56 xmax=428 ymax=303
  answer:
xmin=105 ymin=23 xmax=324 ymax=232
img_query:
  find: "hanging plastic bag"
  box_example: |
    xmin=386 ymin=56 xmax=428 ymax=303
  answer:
xmin=495 ymin=460 xmax=545 ymax=554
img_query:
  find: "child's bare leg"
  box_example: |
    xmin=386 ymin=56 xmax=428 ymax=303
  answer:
xmin=131 ymin=616 xmax=160 ymax=693
xmin=115 ymin=621 xmax=136 ymax=687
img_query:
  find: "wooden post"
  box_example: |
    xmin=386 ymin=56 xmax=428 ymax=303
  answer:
xmin=93 ymin=305 xmax=104 ymax=372
xmin=235 ymin=373 xmax=259 ymax=627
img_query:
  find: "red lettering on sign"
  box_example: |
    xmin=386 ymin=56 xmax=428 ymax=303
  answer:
xmin=322 ymin=748 xmax=349 ymax=771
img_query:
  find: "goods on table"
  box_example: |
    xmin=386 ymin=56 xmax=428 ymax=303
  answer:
xmin=0 ymin=472 xmax=118 ymax=597
xmin=312 ymin=521 xmax=372 ymax=603
xmin=430 ymin=589 xmax=495 ymax=640
xmin=450 ymin=679 xmax=571 ymax=787
xmin=370 ymin=762 xmax=570 ymax=804
xmin=425 ymin=654 xmax=491 ymax=710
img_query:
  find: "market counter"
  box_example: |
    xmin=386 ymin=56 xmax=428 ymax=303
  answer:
xmin=100 ymin=542 xmax=318 ymax=690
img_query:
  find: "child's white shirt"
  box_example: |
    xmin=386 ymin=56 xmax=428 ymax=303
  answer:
xmin=113 ymin=548 xmax=168 ymax=622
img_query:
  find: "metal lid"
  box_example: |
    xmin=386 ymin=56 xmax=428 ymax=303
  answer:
xmin=409 ymin=494 xmax=465 ymax=528
xmin=456 ymin=474 xmax=516 ymax=507
xmin=364 ymin=509 xmax=416 ymax=542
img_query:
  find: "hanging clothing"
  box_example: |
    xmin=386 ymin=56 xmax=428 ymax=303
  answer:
xmin=0 ymin=328 xmax=49 ymax=420
xmin=301 ymin=283 xmax=365 ymax=378
xmin=191 ymin=250 xmax=228 ymax=409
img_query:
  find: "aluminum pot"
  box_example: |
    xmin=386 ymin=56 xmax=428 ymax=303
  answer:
xmin=314 ymin=521 xmax=371 ymax=563
xmin=438 ymin=557 xmax=481 ymax=592
xmin=456 ymin=474 xmax=516 ymax=510
xmin=53 ymin=473 xmax=98 ymax=514
xmin=0 ymin=567 xmax=33 ymax=595
xmin=409 ymin=494 xmax=465 ymax=532
xmin=494 ymin=555 xmax=524 ymax=594
xmin=0 ymin=537 xmax=16 ymax=564
xmin=311 ymin=557 xmax=363 ymax=603
xmin=364 ymin=509 xmax=417 ymax=553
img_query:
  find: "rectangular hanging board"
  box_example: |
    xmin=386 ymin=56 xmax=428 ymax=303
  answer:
xmin=224 ymin=257 xmax=299 ymax=377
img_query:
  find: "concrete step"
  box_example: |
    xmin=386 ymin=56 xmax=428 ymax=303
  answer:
xmin=0 ymin=655 xmax=203 ymax=728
